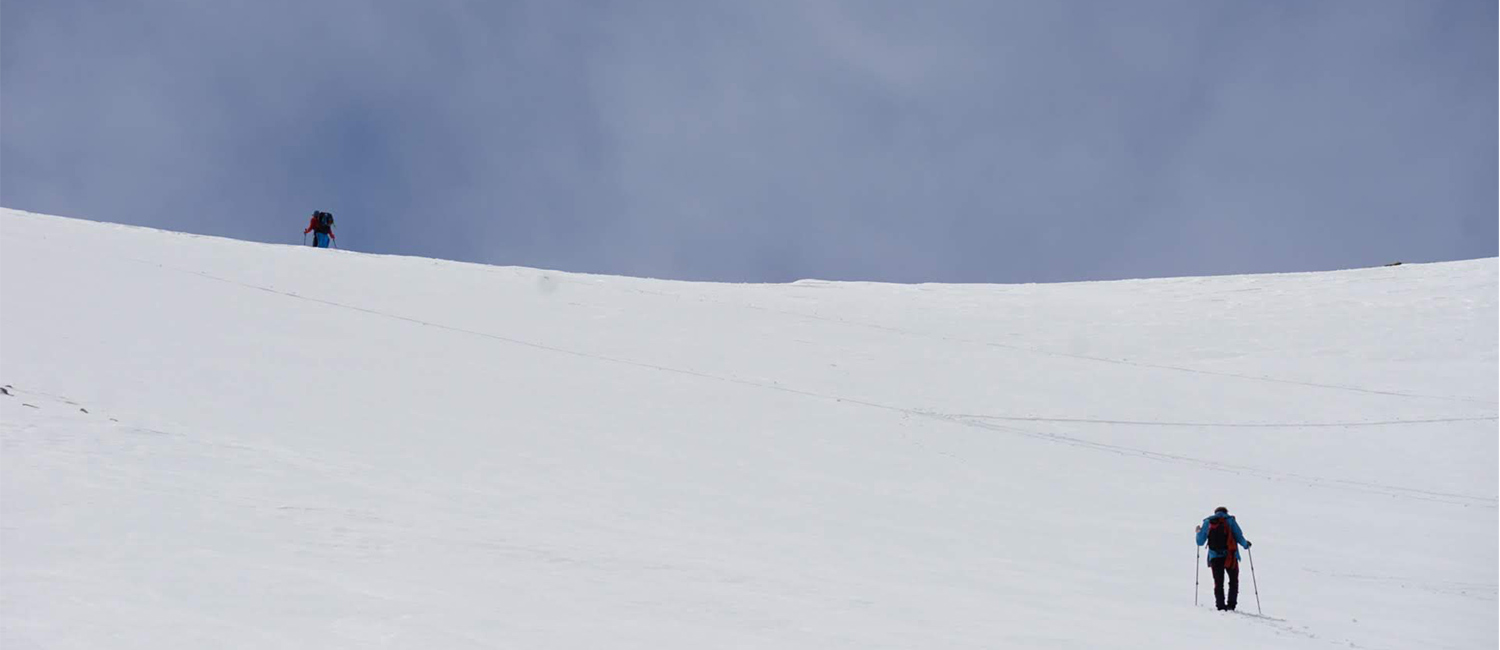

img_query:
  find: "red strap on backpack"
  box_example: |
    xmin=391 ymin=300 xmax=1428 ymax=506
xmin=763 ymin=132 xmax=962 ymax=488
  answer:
xmin=1221 ymin=521 xmax=1239 ymax=570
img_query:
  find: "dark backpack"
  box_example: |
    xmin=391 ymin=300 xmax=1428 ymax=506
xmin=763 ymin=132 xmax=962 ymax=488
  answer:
xmin=1206 ymin=518 xmax=1230 ymax=552
xmin=317 ymin=211 xmax=335 ymax=229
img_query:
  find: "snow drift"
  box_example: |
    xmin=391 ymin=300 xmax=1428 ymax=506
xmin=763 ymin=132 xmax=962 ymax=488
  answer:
xmin=1 ymin=208 xmax=1495 ymax=649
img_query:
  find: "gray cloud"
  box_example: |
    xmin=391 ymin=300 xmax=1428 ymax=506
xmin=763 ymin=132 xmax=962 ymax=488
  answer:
xmin=3 ymin=0 xmax=1494 ymax=283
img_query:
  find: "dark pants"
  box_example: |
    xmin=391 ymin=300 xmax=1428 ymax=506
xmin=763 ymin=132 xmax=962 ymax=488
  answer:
xmin=1210 ymin=556 xmax=1239 ymax=610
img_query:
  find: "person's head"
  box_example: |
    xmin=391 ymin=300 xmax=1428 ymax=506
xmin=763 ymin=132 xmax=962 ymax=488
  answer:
xmin=1214 ymin=506 xmax=1229 ymax=515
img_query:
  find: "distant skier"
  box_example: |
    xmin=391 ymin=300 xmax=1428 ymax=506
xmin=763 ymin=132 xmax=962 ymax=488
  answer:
xmin=1196 ymin=506 xmax=1251 ymax=611
xmin=304 ymin=211 xmax=335 ymax=248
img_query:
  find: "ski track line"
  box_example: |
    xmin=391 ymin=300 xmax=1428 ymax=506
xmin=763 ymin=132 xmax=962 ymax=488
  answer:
xmin=603 ymin=281 xmax=1493 ymax=406
xmin=944 ymin=413 xmax=1498 ymax=428
xmin=953 ymin=417 xmax=1497 ymax=507
xmin=0 ymin=387 xmax=390 ymax=487
xmin=128 ymin=260 xmax=1499 ymax=511
xmin=0 ymin=388 xmax=528 ymax=528
xmin=1300 ymin=569 xmax=1500 ymax=602
xmin=1222 ymin=611 xmax=1318 ymax=643
xmin=20 ymin=229 xmax=1490 ymax=406
xmin=1219 ymin=611 xmax=1396 ymax=650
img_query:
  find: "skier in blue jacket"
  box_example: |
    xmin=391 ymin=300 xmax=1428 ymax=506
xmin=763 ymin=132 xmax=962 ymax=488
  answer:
xmin=1196 ymin=506 xmax=1252 ymax=611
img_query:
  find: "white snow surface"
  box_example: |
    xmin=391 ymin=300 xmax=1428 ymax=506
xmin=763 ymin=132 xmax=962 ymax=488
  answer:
xmin=1 ymin=208 xmax=1496 ymax=649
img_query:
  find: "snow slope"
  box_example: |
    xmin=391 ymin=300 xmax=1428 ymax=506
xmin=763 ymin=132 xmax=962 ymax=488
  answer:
xmin=1 ymin=208 xmax=1495 ymax=649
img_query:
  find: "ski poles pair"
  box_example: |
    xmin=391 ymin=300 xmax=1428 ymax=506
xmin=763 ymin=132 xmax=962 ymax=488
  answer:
xmin=1195 ymin=543 xmax=1262 ymax=615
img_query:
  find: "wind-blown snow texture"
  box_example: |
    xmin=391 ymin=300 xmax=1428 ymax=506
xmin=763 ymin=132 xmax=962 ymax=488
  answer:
xmin=1 ymin=208 xmax=1495 ymax=649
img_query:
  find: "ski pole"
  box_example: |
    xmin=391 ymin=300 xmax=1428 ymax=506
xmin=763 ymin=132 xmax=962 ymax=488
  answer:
xmin=1195 ymin=543 xmax=1201 ymax=607
xmin=1248 ymin=547 xmax=1262 ymax=615
xmin=303 ymin=233 xmax=307 ymax=245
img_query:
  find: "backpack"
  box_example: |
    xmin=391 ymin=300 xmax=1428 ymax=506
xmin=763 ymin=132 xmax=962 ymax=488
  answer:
xmin=1206 ymin=518 xmax=1230 ymax=553
xmin=317 ymin=211 xmax=335 ymax=229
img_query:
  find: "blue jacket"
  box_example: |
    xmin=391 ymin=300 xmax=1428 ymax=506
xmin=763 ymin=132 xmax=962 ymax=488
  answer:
xmin=1196 ymin=513 xmax=1250 ymax=561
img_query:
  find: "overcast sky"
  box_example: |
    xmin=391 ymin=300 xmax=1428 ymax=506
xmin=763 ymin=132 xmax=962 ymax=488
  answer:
xmin=3 ymin=1 xmax=1495 ymax=283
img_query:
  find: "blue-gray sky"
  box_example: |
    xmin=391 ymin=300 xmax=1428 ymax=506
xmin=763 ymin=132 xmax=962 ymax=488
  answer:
xmin=3 ymin=1 xmax=1495 ymax=283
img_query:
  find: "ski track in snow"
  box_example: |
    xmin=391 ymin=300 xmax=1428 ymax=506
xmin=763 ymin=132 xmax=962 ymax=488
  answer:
xmin=944 ymin=413 xmax=1497 ymax=428
xmin=109 ymin=255 xmax=1499 ymax=510
xmin=83 ymin=224 xmax=1495 ymax=409
xmin=950 ymin=417 xmax=1496 ymax=508
xmin=599 ymin=279 xmax=1495 ymax=406
xmin=4 ymin=383 xmax=1468 ymax=650
xmin=1214 ymin=611 xmax=1396 ymax=650
xmin=1301 ymin=569 xmax=1500 ymax=603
